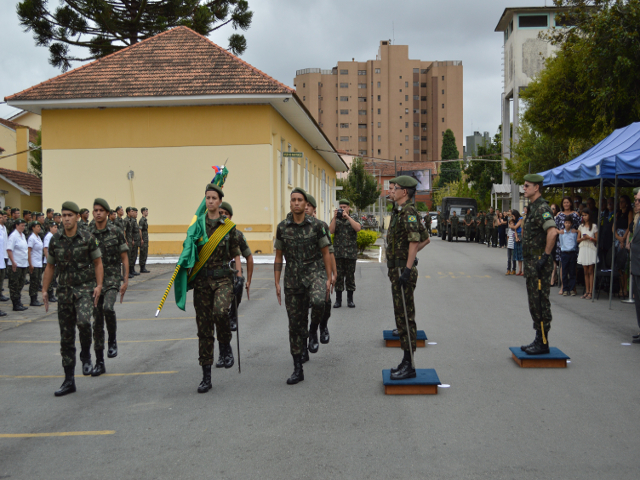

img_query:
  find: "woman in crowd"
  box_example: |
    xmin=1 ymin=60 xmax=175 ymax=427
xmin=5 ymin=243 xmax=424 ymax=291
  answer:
xmin=555 ymin=197 xmax=580 ymax=295
xmin=511 ymin=209 xmax=524 ymax=276
xmin=615 ymin=195 xmax=633 ymax=297
xmin=27 ymin=222 xmax=44 ymax=307
xmin=578 ymin=208 xmax=598 ymax=299
xmin=497 ymin=211 xmax=507 ymax=248
xmin=549 ymin=203 xmax=560 ymax=286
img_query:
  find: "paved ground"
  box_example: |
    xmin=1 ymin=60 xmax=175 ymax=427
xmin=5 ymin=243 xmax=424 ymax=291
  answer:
xmin=1 ymin=238 xmax=639 ymax=479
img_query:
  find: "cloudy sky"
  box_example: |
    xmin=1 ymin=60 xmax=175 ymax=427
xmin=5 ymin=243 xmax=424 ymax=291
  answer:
xmin=0 ymin=0 xmax=545 ymax=146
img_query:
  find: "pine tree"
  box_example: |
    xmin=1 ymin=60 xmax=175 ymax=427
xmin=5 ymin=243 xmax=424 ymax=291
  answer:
xmin=436 ymin=129 xmax=461 ymax=187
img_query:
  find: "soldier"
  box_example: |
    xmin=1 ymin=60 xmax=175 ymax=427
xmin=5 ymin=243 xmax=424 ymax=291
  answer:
xmin=385 ymin=176 xmax=425 ymax=380
xmin=115 ymin=206 xmax=125 ymax=232
xmin=108 ymin=210 xmax=117 ymax=225
xmin=35 ymin=212 xmax=46 ymax=240
xmin=520 ymin=174 xmax=559 ymax=355
xmin=89 ymin=198 xmax=129 ymax=376
xmin=124 ymin=207 xmax=134 ymax=278
xmin=27 ymin=222 xmax=44 ymax=307
xmin=44 ymin=208 xmax=55 ymax=232
xmin=138 ymin=207 xmax=150 ymax=273
xmin=464 ymin=208 xmax=474 ymax=243
xmin=23 ymin=210 xmax=32 ymax=223
xmin=425 ymin=213 xmax=432 ymax=238
xmin=6 ymin=219 xmax=29 ymax=311
xmin=475 ymin=211 xmax=483 ymax=244
xmin=274 ymin=188 xmax=332 ymax=385
xmin=449 ymin=211 xmax=459 ymax=242
xmin=192 ymin=184 xmax=242 ymax=393
xmin=42 ymin=201 xmax=104 ymax=396
xmin=53 ymin=212 xmax=62 ymax=225
xmin=78 ymin=209 xmax=90 ymax=229
xmin=305 ymin=194 xmax=336 ymax=354
xmin=129 ymin=208 xmax=142 ymax=276
xmin=6 ymin=208 xmax=20 ymax=236
xmin=329 ymin=199 xmax=361 ymax=308
xmin=485 ymin=207 xmax=496 ymax=248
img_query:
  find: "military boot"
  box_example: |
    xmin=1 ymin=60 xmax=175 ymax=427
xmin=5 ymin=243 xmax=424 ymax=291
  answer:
xmin=222 ymin=343 xmax=234 ymax=369
xmin=390 ymin=350 xmax=416 ymax=380
xmin=12 ymin=299 xmax=27 ymax=312
xmin=524 ymin=325 xmax=550 ymax=355
xmin=48 ymin=290 xmax=58 ymax=303
xmin=520 ymin=330 xmax=541 ymax=351
xmin=30 ymin=295 xmax=43 ymax=307
xmin=391 ymin=349 xmax=412 ymax=374
xmin=286 ymin=355 xmax=304 ymax=385
xmin=91 ymin=350 xmax=106 ymax=377
xmin=0 ymin=293 xmax=9 ymax=302
xmin=215 ymin=342 xmax=226 ymax=369
xmin=107 ymin=337 xmax=118 ymax=358
xmin=347 ymin=291 xmax=355 ymax=308
xmin=229 ymin=304 xmax=238 ymax=332
xmin=0 ymin=309 xmax=6 ymax=317
xmin=308 ymin=325 xmax=319 ymax=353
xmin=140 ymin=267 xmax=150 ymax=273
xmin=132 ymin=266 xmax=140 ymax=276
xmin=80 ymin=346 xmax=92 ymax=376
xmin=301 ymin=343 xmax=309 ymax=364
xmin=333 ymin=291 xmax=342 ymax=308
xmin=54 ymin=365 xmax=76 ymax=397
xmin=319 ymin=301 xmax=331 ymax=344
xmin=197 ymin=365 xmax=212 ymax=393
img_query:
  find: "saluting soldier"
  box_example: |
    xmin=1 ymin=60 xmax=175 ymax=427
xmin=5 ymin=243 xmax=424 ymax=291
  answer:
xmin=449 ymin=211 xmax=459 ymax=242
xmin=330 ymin=199 xmax=362 ymax=308
xmin=520 ymin=174 xmax=559 ymax=355
xmin=42 ymin=201 xmax=104 ymax=396
xmin=464 ymin=209 xmax=473 ymax=243
xmin=386 ymin=176 xmax=429 ymax=380
xmin=192 ymin=184 xmax=242 ymax=393
xmin=274 ymin=188 xmax=332 ymax=385
xmin=138 ymin=207 xmax=150 ymax=273
xmin=89 ymin=198 xmax=129 ymax=376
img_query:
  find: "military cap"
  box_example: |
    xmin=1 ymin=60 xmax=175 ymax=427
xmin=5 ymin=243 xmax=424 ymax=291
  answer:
xmin=46 ymin=208 xmax=54 ymax=214
xmin=14 ymin=218 xmax=26 ymax=225
xmin=390 ymin=175 xmax=418 ymax=188
xmin=523 ymin=173 xmax=544 ymax=184
xmin=220 ymin=201 xmax=233 ymax=216
xmin=93 ymin=198 xmax=110 ymax=212
xmin=23 ymin=210 xmax=31 ymax=215
xmin=205 ymin=183 xmax=224 ymax=198
xmin=50 ymin=222 xmax=59 ymax=228
xmin=291 ymin=187 xmax=308 ymax=201
xmin=11 ymin=208 xmax=20 ymax=214
xmin=35 ymin=212 xmax=44 ymax=218
xmin=116 ymin=205 xmax=123 ymax=211
xmin=307 ymin=195 xmax=317 ymax=209
xmin=29 ymin=221 xmax=40 ymax=229
xmin=54 ymin=212 xmax=61 ymax=217
xmin=3 ymin=206 xmax=10 ymax=211
xmin=125 ymin=207 xmax=132 ymax=213
xmin=79 ymin=208 xmax=89 ymax=215
xmin=141 ymin=207 xmax=148 ymax=212
xmin=633 ymin=187 xmax=640 ymax=195
xmin=61 ymin=201 xmax=80 ymax=214
xmin=338 ymin=199 xmax=350 ymax=206
xmin=131 ymin=207 xmax=138 ymax=212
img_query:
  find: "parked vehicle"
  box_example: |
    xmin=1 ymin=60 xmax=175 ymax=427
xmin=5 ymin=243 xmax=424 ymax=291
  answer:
xmin=439 ymin=197 xmax=478 ymax=241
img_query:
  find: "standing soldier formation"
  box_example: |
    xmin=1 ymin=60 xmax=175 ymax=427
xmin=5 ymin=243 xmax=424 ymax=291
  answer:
xmin=329 ymin=199 xmax=361 ymax=308
xmin=449 ymin=211 xmax=459 ymax=242
xmin=138 ymin=207 xmax=150 ymax=273
xmin=464 ymin=209 xmax=474 ymax=243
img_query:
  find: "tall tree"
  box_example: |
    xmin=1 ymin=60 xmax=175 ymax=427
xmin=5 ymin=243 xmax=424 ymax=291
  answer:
xmin=464 ymin=127 xmax=503 ymax=210
xmin=17 ymin=0 xmax=253 ymax=71
xmin=436 ymin=129 xmax=461 ymax=187
xmin=341 ymin=157 xmax=381 ymax=213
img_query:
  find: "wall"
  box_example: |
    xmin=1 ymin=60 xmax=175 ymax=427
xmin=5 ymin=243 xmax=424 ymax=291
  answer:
xmin=0 ymin=125 xmax=18 ymax=170
xmin=0 ymin=178 xmax=41 ymax=212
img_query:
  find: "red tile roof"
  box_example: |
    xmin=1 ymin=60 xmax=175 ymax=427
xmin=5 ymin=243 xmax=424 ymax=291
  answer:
xmin=0 ymin=168 xmax=42 ymax=195
xmin=0 ymin=118 xmax=38 ymax=144
xmin=365 ymin=161 xmax=437 ymax=177
xmin=6 ymin=27 xmax=294 ymax=102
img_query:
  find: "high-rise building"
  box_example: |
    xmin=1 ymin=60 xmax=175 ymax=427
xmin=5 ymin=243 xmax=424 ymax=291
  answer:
xmin=294 ymin=41 xmax=463 ymax=165
xmin=466 ymin=131 xmax=491 ymax=157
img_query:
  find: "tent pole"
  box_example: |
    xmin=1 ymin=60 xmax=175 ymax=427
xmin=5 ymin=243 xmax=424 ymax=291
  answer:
xmin=592 ymin=178 xmax=604 ymax=302
xmin=609 ymin=176 xmax=619 ymax=309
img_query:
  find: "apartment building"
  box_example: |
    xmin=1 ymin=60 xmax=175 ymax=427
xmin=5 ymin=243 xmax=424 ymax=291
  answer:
xmin=294 ymin=41 xmax=463 ymax=166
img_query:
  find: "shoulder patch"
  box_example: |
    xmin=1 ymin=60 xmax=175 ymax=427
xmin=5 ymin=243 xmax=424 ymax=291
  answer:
xmin=408 ymin=215 xmax=417 ymax=223
xmin=542 ymin=212 xmax=553 ymax=220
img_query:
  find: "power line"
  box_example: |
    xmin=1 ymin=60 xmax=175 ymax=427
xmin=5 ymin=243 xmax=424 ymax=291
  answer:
xmin=0 ymin=146 xmax=41 ymax=160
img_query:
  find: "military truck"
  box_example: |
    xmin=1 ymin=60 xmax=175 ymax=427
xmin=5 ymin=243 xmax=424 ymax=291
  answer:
xmin=439 ymin=197 xmax=478 ymax=241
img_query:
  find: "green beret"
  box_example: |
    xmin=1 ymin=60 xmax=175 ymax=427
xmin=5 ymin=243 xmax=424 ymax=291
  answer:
xmin=132 ymin=207 xmax=138 ymax=212
xmin=307 ymin=194 xmax=317 ymax=209
xmin=50 ymin=222 xmax=59 ymax=228
xmin=291 ymin=187 xmax=308 ymax=201
xmin=29 ymin=221 xmax=40 ymax=229
xmin=205 ymin=183 xmax=224 ymax=198
xmin=23 ymin=210 xmax=31 ymax=215
xmin=524 ymin=173 xmax=544 ymax=184
xmin=338 ymin=199 xmax=350 ymax=206
xmin=93 ymin=198 xmax=110 ymax=212
xmin=11 ymin=208 xmax=20 ymax=214
xmin=4 ymin=206 xmax=10 ymax=210
xmin=634 ymin=187 xmax=640 ymax=195
xmin=125 ymin=207 xmax=131 ymax=213
xmin=61 ymin=201 xmax=80 ymax=214
xmin=78 ymin=208 xmax=88 ymax=215
xmin=219 ymin=201 xmax=233 ymax=216
xmin=14 ymin=218 xmax=26 ymax=225
xmin=390 ymin=175 xmax=418 ymax=188
xmin=54 ymin=212 xmax=61 ymax=217
xmin=141 ymin=207 xmax=148 ymax=212
xmin=35 ymin=212 xmax=44 ymax=218
xmin=46 ymin=208 xmax=54 ymax=213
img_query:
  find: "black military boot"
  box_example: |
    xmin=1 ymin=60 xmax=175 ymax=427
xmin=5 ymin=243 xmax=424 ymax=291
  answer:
xmin=0 ymin=293 xmax=9 ymax=302
xmin=391 ymin=349 xmax=412 ymax=374
xmin=215 ymin=342 xmax=226 ymax=368
xmin=524 ymin=325 xmax=550 ymax=355
xmin=80 ymin=346 xmax=92 ymax=376
xmin=229 ymin=304 xmax=238 ymax=332
xmin=30 ymin=295 xmax=43 ymax=307
xmin=48 ymin=290 xmax=58 ymax=303
xmin=107 ymin=337 xmax=118 ymax=358
xmin=128 ymin=271 xmax=134 ymax=279
xmin=132 ymin=266 xmax=140 ymax=276
xmin=140 ymin=266 xmax=150 ymax=273
xmin=0 ymin=309 xmax=6 ymax=317
xmin=520 ymin=330 xmax=541 ymax=351
xmin=390 ymin=350 xmax=416 ymax=380
xmin=12 ymin=299 xmax=27 ymax=312
xmin=197 ymin=365 xmax=212 ymax=393
xmin=222 ymin=343 xmax=234 ymax=369
xmin=54 ymin=365 xmax=76 ymax=397
xmin=308 ymin=325 xmax=319 ymax=353
xmin=333 ymin=291 xmax=342 ymax=308
xmin=347 ymin=291 xmax=355 ymax=308
xmin=91 ymin=350 xmax=106 ymax=377
xmin=301 ymin=343 xmax=309 ymax=364
xmin=286 ymin=355 xmax=304 ymax=385
xmin=319 ymin=301 xmax=331 ymax=344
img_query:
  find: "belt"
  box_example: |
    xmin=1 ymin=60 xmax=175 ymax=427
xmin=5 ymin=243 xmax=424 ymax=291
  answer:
xmin=387 ymin=258 xmax=407 ymax=269
xmin=561 ymin=249 xmax=577 ymax=253
xmin=205 ymin=268 xmax=231 ymax=278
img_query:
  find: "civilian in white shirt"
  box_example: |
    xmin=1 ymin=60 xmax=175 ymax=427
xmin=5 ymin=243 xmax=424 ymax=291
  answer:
xmin=6 ymin=219 xmax=29 ymax=311
xmin=0 ymin=212 xmax=9 ymax=304
xmin=43 ymin=223 xmax=58 ymax=303
xmin=28 ymin=222 xmax=44 ymax=307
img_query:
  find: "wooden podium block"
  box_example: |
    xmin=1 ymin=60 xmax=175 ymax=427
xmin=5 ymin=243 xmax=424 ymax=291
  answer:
xmin=383 ymin=330 xmax=427 ymax=348
xmin=510 ymin=347 xmax=570 ymax=368
xmin=382 ymin=369 xmax=440 ymax=395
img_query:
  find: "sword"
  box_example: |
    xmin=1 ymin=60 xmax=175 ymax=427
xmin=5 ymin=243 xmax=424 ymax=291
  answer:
xmin=234 ymin=288 xmax=241 ymax=374
xmin=398 ymin=268 xmax=415 ymax=369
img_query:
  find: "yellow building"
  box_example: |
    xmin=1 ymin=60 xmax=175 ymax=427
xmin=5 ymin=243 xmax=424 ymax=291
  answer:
xmin=0 ymin=118 xmax=38 ymax=172
xmin=0 ymin=168 xmax=42 ymax=212
xmin=6 ymin=27 xmax=346 ymax=254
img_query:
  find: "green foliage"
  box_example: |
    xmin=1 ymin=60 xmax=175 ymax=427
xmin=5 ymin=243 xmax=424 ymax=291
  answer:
xmin=340 ymin=157 xmax=381 ymax=213
xmin=431 ymin=180 xmax=472 ymax=209
xmin=17 ymin=0 xmax=253 ymax=71
xmin=356 ymin=230 xmax=378 ymax=254
xmin=29 ymin=130 xmax=42 ymax=179
xmin=436 ymin=129 xmax=461 ymax=188
xmin=463 ymin=127 xmax=503 ymax=210
xmin=415 ymin=202 xmax=428 ymax=212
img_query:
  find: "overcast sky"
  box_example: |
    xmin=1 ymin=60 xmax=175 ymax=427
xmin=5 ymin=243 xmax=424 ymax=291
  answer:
xmin=0 ymin=0 xmax=546 ymax=146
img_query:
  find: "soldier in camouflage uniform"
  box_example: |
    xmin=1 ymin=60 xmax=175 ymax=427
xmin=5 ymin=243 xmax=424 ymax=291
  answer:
xmin=89 ymin=198 xmax=129 ymax=376
xmin=27 ymin=222 xmax=44 ymax=307
xmin=485 ymin=207 xmax=496 ymax=247
xmin=124 ymin=208 xmax=134 ymax=278
xmin=44 ymin=208 xmax=55 ymax=233
xmin=108 ymin=210 xmax=117 ymax=226
xmin=274 ymin=188 xmax=332 ymax=385
xmin=42 ymin=201 xmax=104 ymax=397
xmin=386 ymin=176 xmax=428 ymax=380
xmin=23 ymin=210 xmax=32 ymax=223
xmin=138 ymin=207 xmax=150 ymax=273
xmin=191 ymin=184 xmax=242 ymax=393
xmin=330 ymin=199 xmax=361 ymax=308
xmin=520 ymin=174 xmax=558 ymax=355
xmin=78 ymin=209 xmax=90 ymax=230
xmin=129 ymin=208 xmax=141 ymax=276
xmin=53 ymin=212 xmax=62 ymax=226
xmin=477 ymin=211 xmax=485 ymax=244
xmin=464 ymin=209 xmax=474 ymax=242
xmin=115 ymin=206 xmax=126 ymax=232
xmin=449 ymin=211 xmax=459 ymax=242
xmin=6 ymin=208 xmax=20 ymax=237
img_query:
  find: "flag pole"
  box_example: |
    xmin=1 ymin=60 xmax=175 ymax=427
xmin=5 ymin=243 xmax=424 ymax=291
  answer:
xmin=156 ymin=265 xmax=181 ymax=317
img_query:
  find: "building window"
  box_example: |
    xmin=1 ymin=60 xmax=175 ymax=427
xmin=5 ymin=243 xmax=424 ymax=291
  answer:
xmin=421 ymin=69 xmax=427 ymax=74
xmin=405 ymin=149 xmax=409 ymax=155
xmin=421 ymin=123 xmax=426 ymax=129
xmin=400 ymin=76 xmax=403 ymax=79
xmin=405 ymin=135 xmax=409 ymax=141
xmin=378 ymin=149 xmax=381 ymax=155
xmin=357 ymin=97 xmax=366 ymax=103
xmin=442 ymin=118 xmax=445 ymax=123
xmin=421 ymin=109 xmax=427 ymax=114
xmin=413 ymin=95 xmax=419 ymax=100
xmin=340 ymin=96 xmax=349 ymax=101
xmin=358 ymin=83 xmax=366 ymax=88
xmin=377 ymin=135 xmax=381 ymax=141
xmin=421 ymin=150 xmax=427 ymax=154
xmin=340 ymin=123 xmax=349 ymax=128
xmin=340 ymin=69 xmax=349 ymax=75
xmin=377 ymin=95 xmax=381 ymax=101
xmin=405 ymin=81 xmax=408 ymax=87
xmin=377 ymin=82 xmax=381 ymax=87
xmin=358 ymin=124 xmax=367 ymax=129
xmin=358 ymin=70 xmax=366 ymax=75
xmin=414 ymin=136 xmax=419 ymax=141
xmin=303 ymin=83 xmax=305 ymax=88
xmin=413 ymin=68 xmax=419 ymax=73
xmin=442 ymin=104 xmax=445 ymax=109
xmin=321 ymin=170 xmax=326 ymax=201
xmin=340 ymin=136 xmax=349 ymax=141
xmin=340 ymin=109 xmax=348 ymax=115
xmin=442 ymin=89 xmax=445 ymax=94
xmin=413 ymin=122 xmax=419 ymax=127
xmin=405 ymin=108 xmax=409 ymax=114
xmin=377 ymin=108 xmax=381 ymax=114
xmin=358 ymin=109 xmax=366 ymax=115
xmin=519 ymin=14 xmax=548 ymax=28
xmin=375 ymin=68 xmax=381 ymax=74
xmin=413 ymin=109 xmax=419 ymax=114
xmin=421 ymin=136 xmax=427 ymax=141
xmin=359 ymin=150 xmax=367 ymax=156
xmin=378 ymin=122 xmax=381 ymax=127
xmin=303 ymin=96 xmax=305 ymax=101
xmin=421 ymin=96 xmax=427 ymax=101
xmin=414 ymin=149 xmax=420 ymax=154
xmin=442 ymin=75 xmax=445 ymax=81
xmin=442 ymin=131 xmax=445 ymax=136
xmin=405 ymin=122 xmax=409 ymax=128
xmin=384 ymin=180 xmax=390 ymax=190
xmin=421 ymin=82 xmax=426 ymax=87
xmin=413 ymin=82 xmax=419 ymax=87
xmin=358 ymin=136 xmax=367 ymax=142
xmin=340 ymin=83 xmax=349 ymax=88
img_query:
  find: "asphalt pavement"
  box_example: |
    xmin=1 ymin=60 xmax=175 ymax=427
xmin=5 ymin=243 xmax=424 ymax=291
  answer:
xmin=1 ymin=238 xmax=639 ymax=479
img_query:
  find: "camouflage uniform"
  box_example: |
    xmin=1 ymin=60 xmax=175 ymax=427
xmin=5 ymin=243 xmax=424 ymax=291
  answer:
xmin=333 ymin=214 xmax=360 ymax=292
xmin=425 ymin=214 xmax=432 ymax=237
xmin=47 ymin=229 xmax=102 ymax=367
xmin=464 ymin=212 xmax=473 ymax=242
xmin=44 ymin=217 xmax=54 ymax=233
xmin=228 ymin=228 xmax=252 ymax=325
xmin=309 ymin=218 xmax=333 ymax=331
xmin=449 ymin=214 xmax=459 ymax=241
xmin=477 ymin=213 xmax=485 ymax=243
xmin=274 ymin=213 xmax=330 ymax=355
xmin=192 ymin=216 xmax=241 ymax=366
xmin=486 ymin=211 xmax=497 ymax=246
xmin=386 ymin=201 xmax=420 ymax=352
xmin=130 ymin=217 xmax=141 ymax=271
xmin=78 ymin=219 xmax=89 ymax=231
xmin=115 ymin=216 xmax=126 ymax=233
xmin=523 ymin=197 xmax=556 ymax=332
xmin=138 ymin=216 xmax=149 ymax=270
xmin=90 ymin=223 xmax=128 ymax=351
xmin=7 ymin=230 xmax=28 ymax=304
xmin=6 ymin=218 xmax=16 ymax=237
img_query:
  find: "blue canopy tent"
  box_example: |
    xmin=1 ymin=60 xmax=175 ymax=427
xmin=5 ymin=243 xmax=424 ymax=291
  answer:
xmin=537 ymin=122 xmax=640 ymax=307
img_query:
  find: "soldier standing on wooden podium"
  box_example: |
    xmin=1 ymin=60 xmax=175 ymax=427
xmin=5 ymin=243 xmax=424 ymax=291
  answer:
xmin=520 ymin=174 xmax=558 ymax=355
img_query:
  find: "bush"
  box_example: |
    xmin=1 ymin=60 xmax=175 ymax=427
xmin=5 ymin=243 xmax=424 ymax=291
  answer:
xmin=357 ymin=230 xmax=378 ymax=253
xmin=416 ymin=201 xmax=428 ymax=212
